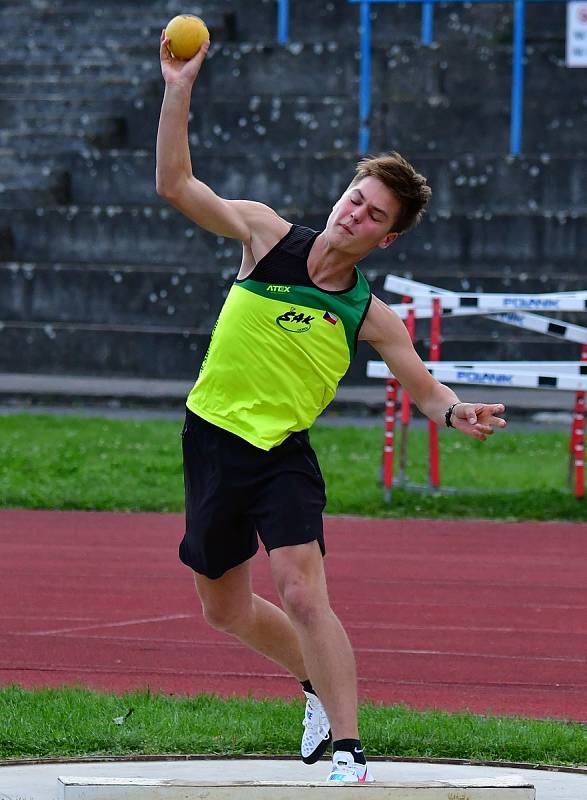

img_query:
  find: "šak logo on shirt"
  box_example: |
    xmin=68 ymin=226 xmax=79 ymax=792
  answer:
xmin=276 ymin=307 xmax=315 ymax=333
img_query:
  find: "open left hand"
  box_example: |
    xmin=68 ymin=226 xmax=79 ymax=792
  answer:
xmin=450 ymin=403 xmax=506 ymax=441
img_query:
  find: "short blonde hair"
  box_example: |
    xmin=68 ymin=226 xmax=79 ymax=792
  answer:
xmin=351 ymin=152 xmax=432 ymax=234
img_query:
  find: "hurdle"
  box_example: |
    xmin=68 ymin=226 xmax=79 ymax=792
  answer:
xmin=385 ymin=297 xmax=443 ymax=497
xmin=57 ymin=775 xmax=536 ymax=799
xmin=376 ymin=278 xmax=587 ymax=500
xmin=382 ymin=276 xmax=587 ymax=346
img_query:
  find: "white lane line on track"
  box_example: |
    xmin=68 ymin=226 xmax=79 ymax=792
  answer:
xmin=339 ymin=600 xmax=587 ymax=611
xmin=0 ymin=664 xmax=584 ymax=693
xmin=2 ymin=632 xmax=585 ymax=664
xmin=5 ymin=619 xmax=586 ymax=638
xmin=0 ymin=615 xmax=94 ymax=621
xmin=25 ymin=614 xmax=194 ymax=636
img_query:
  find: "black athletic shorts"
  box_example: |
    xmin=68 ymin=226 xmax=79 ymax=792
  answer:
xmin=179 ymin=408 xmax=327 ymax=579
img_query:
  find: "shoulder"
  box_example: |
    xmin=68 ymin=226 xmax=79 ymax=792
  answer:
xmin=358 ymin=293 xmax=404 ymax=344
xmin=231 ymin=200 xmax=291 ymax=237
xmin=232 ymin=201 xmax=292 ymax=267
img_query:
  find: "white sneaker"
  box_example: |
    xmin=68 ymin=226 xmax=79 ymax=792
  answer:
xmin=327 ymin=750 xmax=375 ymax=783
xmin=300 ymin=691 xmax=331 ymax=764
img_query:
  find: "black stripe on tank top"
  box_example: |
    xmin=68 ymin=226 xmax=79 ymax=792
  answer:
xmin=243 ymin=225 xmax=319 ymax=287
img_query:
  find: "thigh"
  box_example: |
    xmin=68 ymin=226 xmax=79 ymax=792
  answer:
xmin=179 ymin=410 xmax=259 ymax=579
xmin=254 ymin=431 xmax=327 ymax=556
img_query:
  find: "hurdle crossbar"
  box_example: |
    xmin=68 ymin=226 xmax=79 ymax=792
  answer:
xmin=425 ymin=360 xmax=586 ymax=374
xmin=367 ymin=361 xmax=587 ymax=391
xmin=383 ymin=276 xmax=587 ymax=304
xmin=383 ymin=276 xmax=587 ymax=344
xmin=57 ymin=775 xmax=536 ymax=800
xmin=392 ymin=292 xmax=587 ymax=314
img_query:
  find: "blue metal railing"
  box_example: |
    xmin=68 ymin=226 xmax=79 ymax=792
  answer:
xmin=277 ymin=0 xmax=566 ymax=157
xmin=421 ymin=3 xmax=434 ymax=46
xmin=349 ymin=0 xmax=532 ymax=156
xmin=277 ymin=0 xmax=289 ymax=45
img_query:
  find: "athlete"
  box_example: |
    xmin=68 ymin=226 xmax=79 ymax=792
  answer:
xmin=157 ymin=35 xmax=507 ymax=782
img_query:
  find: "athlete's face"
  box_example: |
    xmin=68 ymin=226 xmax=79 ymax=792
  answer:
xmin=326 ymin=176 xmax=401 ymax=256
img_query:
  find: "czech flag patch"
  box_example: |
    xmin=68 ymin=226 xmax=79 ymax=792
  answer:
xmin=323 ymin=311 xmax=338 ymax=325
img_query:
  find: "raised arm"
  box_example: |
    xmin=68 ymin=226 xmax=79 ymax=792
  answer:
xmin=359 ymin=295 xmax=506 ymax=440
xmin=156 ymin=32 xmax=286 ymax=246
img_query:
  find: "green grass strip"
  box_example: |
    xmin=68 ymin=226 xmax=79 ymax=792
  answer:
xmin=1 ymin=687 xmax=585 ymax=766
xmin=0 ymin=414 xmax=585 ymax=520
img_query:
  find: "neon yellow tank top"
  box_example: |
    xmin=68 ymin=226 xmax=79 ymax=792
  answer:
xmin=187 ymin=225 xmax=372 ymax=449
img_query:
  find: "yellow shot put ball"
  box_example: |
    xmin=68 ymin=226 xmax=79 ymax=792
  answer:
xmin=166 ymin=14 xmax=210 ymax=60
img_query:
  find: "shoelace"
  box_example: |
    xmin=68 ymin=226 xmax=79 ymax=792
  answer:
xmin=303 ymin=697 xmax=329 ymax=737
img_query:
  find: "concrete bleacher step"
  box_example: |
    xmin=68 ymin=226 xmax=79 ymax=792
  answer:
xmin=0 ymin=320 xmax=204 ymax=379
xmin=373 ymin=105 xmax=583 ymax=157
xmin=0 ymin=261 xmax=224 ymax=329
xmin=8 ymin=17 xmax=227 ymax=40
xmin=131 ymin=95 xmax=357 ymax=154
xmin=128 ymin=98 xmax=582 ymax=158
xmin=190 ymin=43 xmax=360 ymax=98
xmin=0 ymin=77 xmax=150 ymax=101
xmin=0 ymin=59 xmax=158 ymax=80
xmin=5 ymin=257 xmax=582 ymax=331
xmin=0 ymin=60 xmax=160 ymax=81
xmin=0 ymin=95 xmax=133 ymax=118
xmin=0 ymin=4 xmax=237 ymax=43
xmin=0 ymin=174 xmax=70 ymax=208
xmin=66 ymin=150 xmax=587 ymax=215
xmin=2 ymin=205 xmax=582 ymax=269
xmin=0 ymin=150 xmax=89 ymax=179
xmin=0 ymin=206 xmax=229 ymax=265
xmin=0 ymin=110 xmax=127 ymax=135
xmin=0 ymin=128 xmax=126 ymax=154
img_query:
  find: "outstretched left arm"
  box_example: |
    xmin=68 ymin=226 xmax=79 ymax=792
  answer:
xmin=359 ymin=295 xmax=507 ymax=441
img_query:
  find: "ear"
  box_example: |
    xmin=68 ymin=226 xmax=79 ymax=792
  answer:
xmin=378 ymin=231 xmax=399 ymax=250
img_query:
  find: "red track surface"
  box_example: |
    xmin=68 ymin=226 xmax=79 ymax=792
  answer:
xmin=1 ymin=510 xmax=586 ymax=721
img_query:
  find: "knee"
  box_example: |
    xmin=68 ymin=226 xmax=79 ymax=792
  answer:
xmin=201 ymin=600 xmax=252 ymax=634
xmin=279 ymin=579 xmax=324 ymax=629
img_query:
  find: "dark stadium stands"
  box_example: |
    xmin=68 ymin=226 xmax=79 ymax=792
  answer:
xmin=0 ymin=0 xmax=584 ymax=382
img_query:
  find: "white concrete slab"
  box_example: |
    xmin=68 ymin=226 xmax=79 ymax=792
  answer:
xmin=0 ymin=759 xmax=584 ymax=800
xmin=56 ymin=775 xmax=536 ymax=800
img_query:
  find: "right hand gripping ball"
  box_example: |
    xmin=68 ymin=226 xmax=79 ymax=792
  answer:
xmin=165 ymin=14 xmax=210 ymax=60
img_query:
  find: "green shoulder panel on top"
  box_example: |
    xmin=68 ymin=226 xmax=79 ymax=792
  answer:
xmin=239 ymin=271 xmax=371 ymax=356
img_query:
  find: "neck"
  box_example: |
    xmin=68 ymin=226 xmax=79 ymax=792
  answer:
xmin=307 ymin=232 xmax=358 ymax=290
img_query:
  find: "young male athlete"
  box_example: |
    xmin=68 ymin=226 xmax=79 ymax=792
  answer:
xmin=157 ymin=35 xmax=507 ymax=782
